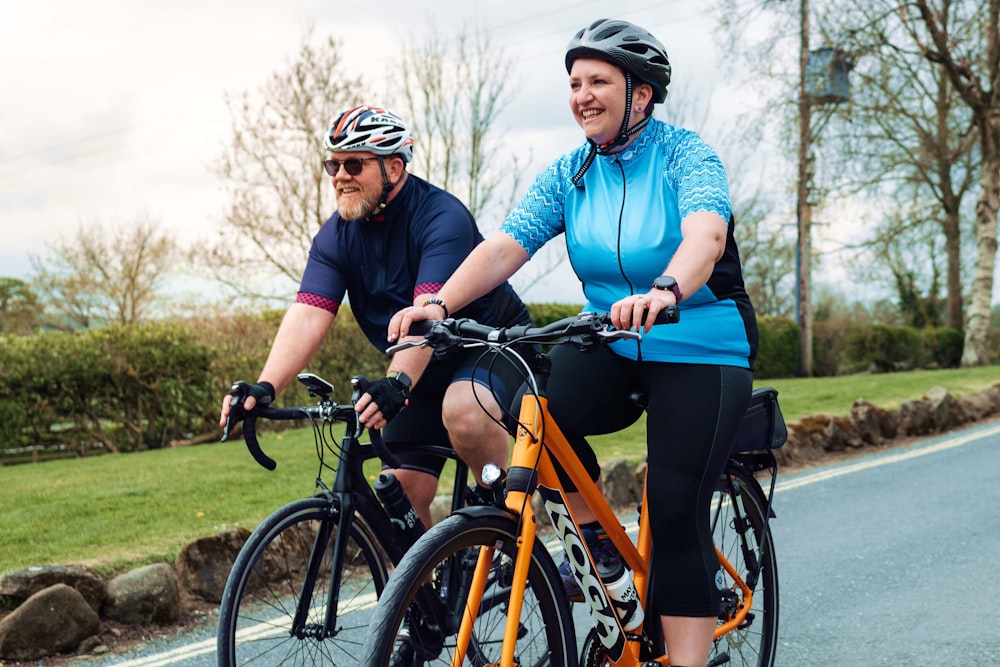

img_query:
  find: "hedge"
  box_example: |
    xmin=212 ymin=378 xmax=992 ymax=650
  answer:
xmin=0 ymin=304 xmax=987 ymax=459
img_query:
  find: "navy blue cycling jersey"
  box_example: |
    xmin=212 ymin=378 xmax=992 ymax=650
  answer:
xmin=297 ymin=174 xmax=531 ymax=353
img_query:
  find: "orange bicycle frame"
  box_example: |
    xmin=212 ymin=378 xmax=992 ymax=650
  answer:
xmin=454 ymin=393 xmax=755 ymax=667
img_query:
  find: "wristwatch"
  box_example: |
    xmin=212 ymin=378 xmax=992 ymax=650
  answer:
xmin=652 ymin=275 xmax=683 ymax=302
xmin=386 ymin=371 xmax=412 ymax=390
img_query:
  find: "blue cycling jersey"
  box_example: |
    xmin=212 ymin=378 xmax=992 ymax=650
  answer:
xmin=299 ymin=174 xmax=530 ymax=354
xmin=501 ymin=118 xmax=757 ymax=367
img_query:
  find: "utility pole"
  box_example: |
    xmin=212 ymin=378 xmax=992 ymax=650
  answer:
xmin=796 ymin=0 xmax=814 ymax=377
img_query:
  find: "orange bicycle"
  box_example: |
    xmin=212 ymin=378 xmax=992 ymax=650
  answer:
xmin=360 ymin=311 xmax=784 ymax=667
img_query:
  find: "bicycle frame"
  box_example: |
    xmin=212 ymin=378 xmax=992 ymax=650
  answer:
xmin=253 ymin=406 xmax=467 ymax=642
xmin=456 ymin=394 xmax=759 ymax=667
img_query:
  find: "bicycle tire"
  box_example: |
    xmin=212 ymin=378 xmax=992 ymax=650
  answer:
xmin=217 ymin=496 xmax=389 ymax=666
xmin=361 ymin=511 xmax=577 ymax=667
xmin=708 ymin=463 xmax=779 ymax=667
xmin=579 ymin=463 xmax=778 ymax=667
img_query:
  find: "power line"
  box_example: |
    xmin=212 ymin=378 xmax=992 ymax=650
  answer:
xmin=0 ymin=2 xmax=712 ymax=190
xmin=0 ymin=123 xmax=140 ymax=166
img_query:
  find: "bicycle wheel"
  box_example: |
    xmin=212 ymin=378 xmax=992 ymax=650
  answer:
xmin=217 ymin=496 xmax=389 ymax=666
xmin=709 ymin=463 xmax=779 ymax=667
xmin=361 ymin=511 xmax=577 ymax=667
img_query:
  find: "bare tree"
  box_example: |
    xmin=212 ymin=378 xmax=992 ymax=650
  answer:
xmin=823 ymin=3 xmax=978 ymax=330
xmin=198 ymin=30 xmax=363 ymax=300
xmin=718 ymin=0 xmax=994 ymax=364
xmin=30 ymin=214 xmax=180 ymax=327
xmin=733 ymin=190 xmax=797 ymax=318
xmin=392 ymin=21 xmax=521 ymax=226
xmin=901 ymin=0 xmax=999 ymax=365
xmin=388 ymin=21 xmax=572 ymax=298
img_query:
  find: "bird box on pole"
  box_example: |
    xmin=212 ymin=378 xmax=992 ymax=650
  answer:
xmin=805 ymin=47 xmax=853 ymax=104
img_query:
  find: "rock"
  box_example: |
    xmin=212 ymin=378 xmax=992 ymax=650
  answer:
xmin=981 ymin=383 xmax=1000 ymax=414
xmin=959 ymin=393 xmax=994 ymax=422
xmin=849 ymin=399 xmax=897 ymax=445
xmin=0 ymin=584 xmax=99 ymax=660
xmin=175 ymin=527 xmax=249 ymax=603
xmin=897 ymin=399 xmax=933 ymax=436
xmin=924 ymin=386 xmax=965 ymax=431
xmin=602 ymin=457 xmax=642 ymax=509
xmin=791 ymin=414 xmax=861 ymax=454
xmin=779 ymin=419 xmax=824 ymax=465
xmin=77 ymin=634 xmax=108 ymax=655
xmin=102 ymin=563 xmax=181 ymax=625
xmin=0 ymin=564 xmax=106 ymax=614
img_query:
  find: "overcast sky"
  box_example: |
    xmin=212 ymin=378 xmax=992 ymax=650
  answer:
xmin=0 ymin=0 xmax=831 ymax=305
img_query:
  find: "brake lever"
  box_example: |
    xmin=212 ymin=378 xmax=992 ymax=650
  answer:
xmin=598 ymin=329 xmax=642 ymax=342
xmin=386 ymin=338 xmax=429 ymax=357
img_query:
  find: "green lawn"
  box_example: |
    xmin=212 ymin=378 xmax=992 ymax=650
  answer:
xmin=1 ymin=365 xmax=996 ymax=577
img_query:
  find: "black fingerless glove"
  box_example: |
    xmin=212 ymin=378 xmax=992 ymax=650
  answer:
xmin=366 ymin=376 xmax=410 ymax=422
xmin=230 ymin=380 xmax=276 ymax=410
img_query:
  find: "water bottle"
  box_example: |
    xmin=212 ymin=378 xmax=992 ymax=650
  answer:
xmin=596 ymin=550 xmax=644 ymax=632
xmin=374 ymin=472 xmax=425 ymax=551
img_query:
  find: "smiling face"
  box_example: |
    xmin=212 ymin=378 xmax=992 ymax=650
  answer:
xmin=327 ymin=151 xmax=403 ymax=220
xmin=568 ymin=57 xmax=652 ymax=147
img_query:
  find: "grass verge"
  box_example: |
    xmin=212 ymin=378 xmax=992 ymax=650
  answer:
xmin=1 ymin=365 xmax=996 ymax=576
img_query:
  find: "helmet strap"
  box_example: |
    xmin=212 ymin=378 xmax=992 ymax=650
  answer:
xmin=571 ymin=72 xmax=651 ymax=188
xmin=375 ymin=157 xmax=396 ymax=211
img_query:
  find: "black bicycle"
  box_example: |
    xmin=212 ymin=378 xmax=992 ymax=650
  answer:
xmin=216 ymin=373 xmax=472 ymax=666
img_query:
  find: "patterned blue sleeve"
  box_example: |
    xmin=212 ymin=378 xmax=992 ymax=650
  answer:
xmin=500 ymin=152 xmax=582 ymax=257
xmin=668 ymin=129 xmax=732 ymax=222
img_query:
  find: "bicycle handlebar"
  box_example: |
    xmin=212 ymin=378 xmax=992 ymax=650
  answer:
xmin=222 ymin=376 xmax=405 ymax=472
xmin=388 ymin=306 xmax=679 ymax=357
xmin=240 ymin=406 xmax=311 ymax=471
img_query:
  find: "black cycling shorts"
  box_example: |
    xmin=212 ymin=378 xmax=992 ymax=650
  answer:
xmin=382 ymin=345 xmax=530 ymax=477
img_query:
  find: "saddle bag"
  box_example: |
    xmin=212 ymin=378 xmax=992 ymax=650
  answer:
xmin=731 ymin=386 xmax=787 ymax=453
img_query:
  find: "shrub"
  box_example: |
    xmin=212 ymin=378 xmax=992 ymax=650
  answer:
xmin=526 ymin=302 xmax=585 ymax=327
xmin=925 ymin=327 xmax=963 ymax=368
xmin=843 ymin=323 xmax=924 ymax=373
xmin=754 ymin=316 xmax=799 ymax=378
xmin=0 ymin=323 xmax=214 ymax=454
xmin=813 ymin=319 xmax=854 ymax=376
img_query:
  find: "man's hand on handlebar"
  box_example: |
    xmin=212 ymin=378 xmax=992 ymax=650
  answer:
xmin=354 ymin=376 xmax=409 ymax=431
xmin=219 ymin=381 xmax=276 ymax=434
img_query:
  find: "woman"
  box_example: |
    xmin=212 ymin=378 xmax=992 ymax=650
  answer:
xmin=388 ymin=18 xmax=758 ymax=667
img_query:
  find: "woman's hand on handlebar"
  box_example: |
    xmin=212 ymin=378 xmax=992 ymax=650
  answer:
xmin=387 ymin=304 xmax=437 ymax=343
xmin=611 ymin=290 xmax=675 ymax=334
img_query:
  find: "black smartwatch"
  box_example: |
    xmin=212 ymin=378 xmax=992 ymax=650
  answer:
xmin=652 ymin=275 xmax=683 ymax=302
xmin=386 ymin=370 xmax=412 ymax=390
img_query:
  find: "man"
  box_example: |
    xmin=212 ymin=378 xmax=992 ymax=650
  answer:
xmin=219 ymin=104 xmax=531 ymax=529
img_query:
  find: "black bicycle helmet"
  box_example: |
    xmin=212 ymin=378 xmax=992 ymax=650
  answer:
xmin=566 ymin=19 xmax=672 ymax=187
xmin=565 ymin=18 xmax=671 ymax=104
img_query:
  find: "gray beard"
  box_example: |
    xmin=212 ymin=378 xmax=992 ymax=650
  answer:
xmin=336 ymin=186 xmax=382 ymax=220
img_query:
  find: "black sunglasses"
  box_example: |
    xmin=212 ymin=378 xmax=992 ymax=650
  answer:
xmin=323 ymin=156 xmax=381 ymax=176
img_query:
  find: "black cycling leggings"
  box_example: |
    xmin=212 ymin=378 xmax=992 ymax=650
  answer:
xmin=544 ymin=344 xmax=752 ymax=617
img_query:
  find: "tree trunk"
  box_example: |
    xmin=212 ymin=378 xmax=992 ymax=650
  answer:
xmin=942 ymin=209 xmax=963 ymax=330
xmin=961 ymin=141 xmax=999 ymax=366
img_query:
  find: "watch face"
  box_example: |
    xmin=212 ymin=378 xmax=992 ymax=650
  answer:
xmin=389 ymin=371 xmax=412 ymax=388
xmin=653 ymin=276 xmax=677 ymax=290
